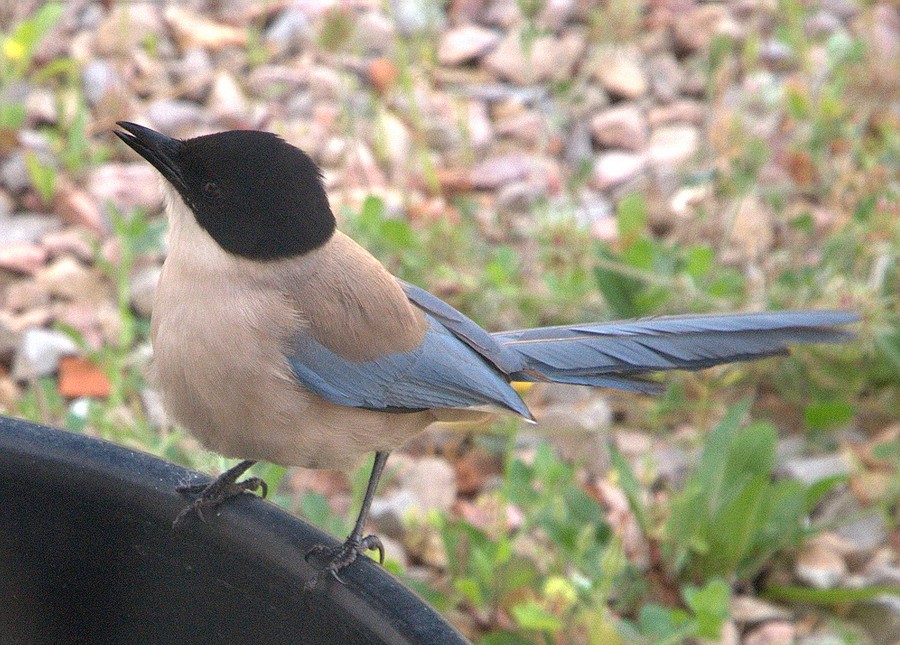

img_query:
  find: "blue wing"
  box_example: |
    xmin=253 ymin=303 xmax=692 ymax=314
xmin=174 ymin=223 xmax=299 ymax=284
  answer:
xmin=286 ymin=313 xmax=532 ymax=418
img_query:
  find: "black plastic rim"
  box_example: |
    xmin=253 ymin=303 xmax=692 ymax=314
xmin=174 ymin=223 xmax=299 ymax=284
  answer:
xmin=0 ymin=415 xmax=469 ymax=645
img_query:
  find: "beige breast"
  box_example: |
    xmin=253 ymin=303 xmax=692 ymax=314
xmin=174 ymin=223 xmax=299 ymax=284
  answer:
xmin=150 ymin=192 xmax=434 ymax=470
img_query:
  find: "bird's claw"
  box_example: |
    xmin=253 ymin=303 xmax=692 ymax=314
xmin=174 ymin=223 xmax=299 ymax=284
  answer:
xmin=304 ymin=534 xmax=385 ymax=590
xmin=172 ymin=476 xmax=267 ymax=530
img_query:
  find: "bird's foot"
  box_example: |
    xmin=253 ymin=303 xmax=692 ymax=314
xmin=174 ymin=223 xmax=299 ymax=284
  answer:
xmin=172 ymin=468 xmax=267 ymax=530
xmin=304 ymin=534 xmax=384 ymax=589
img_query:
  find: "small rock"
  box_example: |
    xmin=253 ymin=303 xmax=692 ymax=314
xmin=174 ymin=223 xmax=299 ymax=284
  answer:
xmin=370 ymin=488 xmax=418 ymax=538
xmin=835 ymin=511 xmax=889 ymax=555
xmin=590 ymin=104 xmax=648 ymax=151
xmin=402 ymin=457 xmax=457 ymax=513
xmin=36 ymin=256 xmax=108 ymax=302
xmin=592 ymin=46 xmax=648 ymax=99
xmin=81 ymin=59 xmax=125 ymax=107
xmin=264 ymin=8 xmax=311 ymax=57
xmin=647 ymin=125 xmax=700 ymax=169
xmin=743 ymin=621 xmax=796 ymax=645
xmin=0 ymin=152 xmax=32 ymax=193
xmin=590 ymin=151 xmax=646 ymax=190
xmin=145 ymin=100 xmax=207 ymax=138
xmin=728 ymin=194 xmax=775 ymax=262
xmin=730 ymin=596 xmax=793 ymax=624
xmin=12 ymin=328 xmax=79 ymax=380
xmin=466 ymin=100 xmax=493 ymax=149
xmin=484 ymin=30 xmax=584 ymax=85
xmin=368 ymin=57 xmax=398 ymax=94
xmin=781 ymin=453 xmax=851 ymax=485
xmin=174 ymin=48 xmax=214 ymax=102
xmin=58 ymin=355 xmax=111 ymax=399
xmin=208 ymin=72 xmax=249 ymax=124
xmin=438 ymin=25 xmax=500 ymax=65
xmin=392 ymin=0 xmax=446 ymax=35
xmin=93 ymin=4 xmax=164 ymax=56
xmin=87 ymin=164 xmax=162 ymax=212
xmin=646 ymin=53 xmax=684 ymax=103
xmin=140 ymin=388 xmax=168 ymax=428
xmin=538 ymin=0 xmax=577 ymax=31
xmin=130 ymin=265 xmax=161 ymax=318
xmin=470 ymin=153 xmax=533 ymax=189
xmin=25 ymin=88 xmax=57 ymax=125
xmin=648 ymin=100 xmax=707 ymax=127
xmin=356 ymin=11 xmax=396 ymax=55
xmin=0 ymin=320 xmax=18 ymax=360
xmin=0 ymin=190 xmax=12 ymax=217
xmin=805 ymin=11 xmax=844 ymax=39
xmin=615 ymin=430 xmax=652 ymax=456
xmin=41 ymin=228 xmax=96 ymax=262
xmin=495 ymin=110 xmax=547 ymax=146
xmin=759 ymin=40 xmax=796 ymax=71
xmin=652 ymin=445 xmax=693 ymax=487
xmin=574 ymin=191 xmax=614 ymax=232
xmin=0 ymin=243 xmax=48 ymax=274
xmin=673 ymin=5 xmax=728 ymax=53
xmin=4 ymin=280 xmax=50 ymax=311
xmin=454 ymin=449 xmax=502 ymax=495
xmin=795 ymin=542 xmax=847 ymax=589
xmin=164 ymin=7 xmax=247 ymax=50
xmin=54 ymin=182 xmax=105 ymax=233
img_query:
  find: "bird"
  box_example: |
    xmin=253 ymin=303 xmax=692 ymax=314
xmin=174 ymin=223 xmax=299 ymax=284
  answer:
xmin=114 ymin=121 xmax=858 ymax=585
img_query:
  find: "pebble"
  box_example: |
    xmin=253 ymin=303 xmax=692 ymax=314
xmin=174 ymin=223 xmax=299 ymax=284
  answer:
xmin=0 ymin=243 xmax=47 ymax=274
xmin=36 ymin=256 xmax=108 ymax=302
xmin=795 ymin=541 xmax=847 ymax=589
xmin=834 ymin=511 xmax=890 ymax=556
xmin=647 ymin=52 xmax=684 ymax=103
xmin=780 ymin=453 xmax=851 ymax=485
xmin=470 ymin=153 xmax=533 ymax=189
xmin=590 ymin=104 xmax=648 ymax=151
xmin=87 ymin=164 xmax=164 ymax=212
xmin=264 ymin=8 xmax=311 ymax=57
xmin=54 ymin=182 xmax=105 ymax=233
xmin=673 ymin=5 xmax=728 ymax=54
xmin=646 ymin=125 xmax=700 ymax=169
xmin=164 ymin=7 xmax=247 ymax=50
xmin=590 ymin=151 xmax=647 ymax=190
xmin=743 ymin=621 xmax=796 ymax=645
xmin=129 ymin=265 xmax=162 ymax=318
xmin=370 ymin=488 xmax=418 ymax=538
xmin=0 ymin=152 xmax=32 ymax=194
xmin=0 ymin=320 xmax=18 ymax=359
xmin=81 ymin=59 xmax=124 ymax=107
xmin=0 ymin=213 xmax=60 ymax=246
xmin=438 ymin=25 xmax=500 ymax=66
xmin=729 ymin=194 xmax=775 ymax=262
xmin=144 ymin=100 xmax=207 ymax=137
xmin=730 ymin=596 xmax=793 ymax=624
xmin=592 ymin=46 xmax=648 ymax=99
xmin=208 ymin=72 xmax=249 ymax=125
xmin=402 ymin=457 xmax=457 ymax=514
xmin=11 ymin=328 xmax=79 ymax=380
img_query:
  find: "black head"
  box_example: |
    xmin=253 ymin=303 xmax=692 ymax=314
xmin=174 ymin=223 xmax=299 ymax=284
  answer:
xmin=114 ymin=122 xmax=335 ymax=260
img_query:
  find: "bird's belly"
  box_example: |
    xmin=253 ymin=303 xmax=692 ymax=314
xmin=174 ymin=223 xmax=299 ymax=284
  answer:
xmin=150 ymin=274 xmax=433 ymax=470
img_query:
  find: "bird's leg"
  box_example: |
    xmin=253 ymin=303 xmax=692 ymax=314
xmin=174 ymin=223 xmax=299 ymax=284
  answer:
xmin=173 ymin=460 xmax=268 ymax=529
xmin=305 ymin=451 xmax=389 ymax=587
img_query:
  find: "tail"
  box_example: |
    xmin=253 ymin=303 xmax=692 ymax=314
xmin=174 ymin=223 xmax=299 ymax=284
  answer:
xmin=494 ymin=311 xmax=859 ymax=394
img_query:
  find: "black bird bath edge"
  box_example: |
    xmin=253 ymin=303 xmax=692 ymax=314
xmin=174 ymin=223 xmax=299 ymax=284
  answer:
xmin=0 ymin=415 xmax=469 ymax=645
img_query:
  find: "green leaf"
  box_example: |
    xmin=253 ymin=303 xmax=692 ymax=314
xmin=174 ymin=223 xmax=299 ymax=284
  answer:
xmin=685 ymin=244 xmax=715 ymax=279
xmin=616 ymin=193 xmax=647 ymax=241
xmin=609 ymin=443 xmax=649 ymax=533
xmin=511 ymin=600 xmax=563 ymax=632
xmin=683 ymin=578 xmax=730 ymax=639
xmin=804 ymin=400 xmax=854 ymax=431
xmin=477 ymin=632 xmax=535 ymax=645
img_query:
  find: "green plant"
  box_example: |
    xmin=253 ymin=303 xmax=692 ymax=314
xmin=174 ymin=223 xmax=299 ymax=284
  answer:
xmin=0 ymin=4 xmax=63 ymax=134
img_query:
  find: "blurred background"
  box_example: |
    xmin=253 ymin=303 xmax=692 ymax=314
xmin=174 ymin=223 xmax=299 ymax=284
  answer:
xmin=0 ymin=1 xmax=896 ymax=643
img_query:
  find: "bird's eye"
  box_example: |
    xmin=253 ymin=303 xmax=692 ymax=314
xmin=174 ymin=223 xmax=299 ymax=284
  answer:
xmin=202 ymin=181 xmax=221 ymax=199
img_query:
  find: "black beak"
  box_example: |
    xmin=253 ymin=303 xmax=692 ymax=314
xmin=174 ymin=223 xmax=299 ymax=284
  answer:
xmin=114 ymin=122 xmax=185 ymax=190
